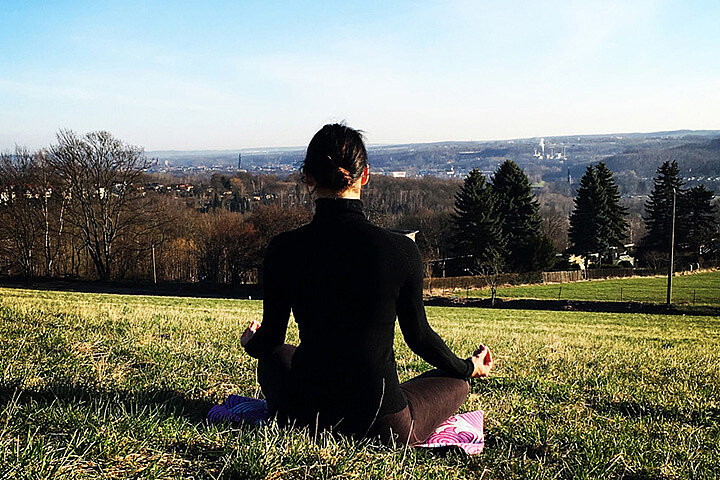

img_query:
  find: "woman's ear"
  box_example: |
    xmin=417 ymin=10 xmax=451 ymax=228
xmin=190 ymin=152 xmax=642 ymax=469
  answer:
xmin=360 ymin=165 xmax=370 ymax=186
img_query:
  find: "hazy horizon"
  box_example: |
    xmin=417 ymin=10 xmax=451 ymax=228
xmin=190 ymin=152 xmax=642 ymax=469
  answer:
xmin=2 ymin=1 xmax=719 ymax=151
xmin=137 ymin=128 xmax=718 ymax=156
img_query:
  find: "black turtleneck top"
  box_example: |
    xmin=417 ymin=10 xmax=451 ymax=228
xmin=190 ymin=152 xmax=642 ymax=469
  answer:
xmin=244 ymin=198 xmax=473 ymax=433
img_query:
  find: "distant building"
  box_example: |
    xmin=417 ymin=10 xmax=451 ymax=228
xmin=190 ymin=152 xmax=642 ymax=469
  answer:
xmin=533 ymin=138 xmax=566 ymax=160
xmin=390 ymin=171 xmax=406 ymax=178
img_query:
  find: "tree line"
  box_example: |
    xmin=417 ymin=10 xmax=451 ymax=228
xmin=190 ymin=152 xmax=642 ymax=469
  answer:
xmin=0 ymin=131 xmax=312 ymax=284
xmin=1 ymin=130 xmax=718 ymax=286
xmin=451 ymin=161 xmax=556 ymax=276
xmin=452 ymin=158 xmax=718 ymax=287
xmin=1 ymin=130 xmax=460 ymax=284
xmin=569 ymin=160 xmax=717 ymax=269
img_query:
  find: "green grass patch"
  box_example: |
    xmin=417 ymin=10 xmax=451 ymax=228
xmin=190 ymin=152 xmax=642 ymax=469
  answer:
xmin=1 ymin=287 xmax=719 ymax=478
xmin=466 ymin=270 xmax=720 ymax=305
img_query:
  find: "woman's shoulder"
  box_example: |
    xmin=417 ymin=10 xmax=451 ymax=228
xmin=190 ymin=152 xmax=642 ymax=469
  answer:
xmin=375 ymin=226 xmax=418 ymax=246
xmin=365 ymin=224 xmax=421 ymax=258
xmin=268 ymin=224 xmax=310 ymax=250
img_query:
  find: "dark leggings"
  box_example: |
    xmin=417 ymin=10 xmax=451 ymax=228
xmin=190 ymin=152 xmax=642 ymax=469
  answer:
xmin=257 ymin=344 xmax=469 ymax=445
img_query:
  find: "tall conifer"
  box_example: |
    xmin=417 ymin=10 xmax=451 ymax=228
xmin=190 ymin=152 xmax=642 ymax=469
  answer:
xmin=595 ymin=162 xmax=629 ymax=248
xmin=568 ymin=165 xmax=610 ymax=266
xmin=491 ymin=160 xmax=552 ymax=271
xmin=684 ymin=184 xmax=717 ymax=262
xmin=643 ymin=161 xmax=685 ymax=251
xmin=452 ymin=169 xmax=505 ymax=273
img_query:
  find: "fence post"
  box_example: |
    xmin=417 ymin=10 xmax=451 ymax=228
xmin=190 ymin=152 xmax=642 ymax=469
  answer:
xmin=693 ymin=289 xmax=696 ymax=305
xmin=558 ymin=286 xmax=562 ymax=300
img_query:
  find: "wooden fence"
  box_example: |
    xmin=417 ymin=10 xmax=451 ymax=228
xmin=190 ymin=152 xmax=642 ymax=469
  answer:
xmin=541 ymin=270 xmax=584 ymax=283
xmin=423 ymin=272 xmax=542 ymax=293
xmin=425 ymin=267 xmax=667 ymax=294
xmin=542 ymin=268 xmax=663 ymax=283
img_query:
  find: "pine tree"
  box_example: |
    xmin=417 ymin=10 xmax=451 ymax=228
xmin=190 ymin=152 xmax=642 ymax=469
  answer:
xmin=491 ymin=160 xmax=553 ymax=271
xmin=684 ymin=184 xmax=717 ymax=263
xmin=568 ymin=165 xmax=610 ymax=267
xmin=643 ymin=161 xmax=684 ymax=251
xmin=595 ymin=162 xmax=628 ymax=249
xmin=452 ymin=169 xmax=505 ymax=275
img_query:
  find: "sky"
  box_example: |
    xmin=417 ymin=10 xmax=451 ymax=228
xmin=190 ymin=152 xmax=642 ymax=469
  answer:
xmin=1 ymin=0 xmax=719 ymax=151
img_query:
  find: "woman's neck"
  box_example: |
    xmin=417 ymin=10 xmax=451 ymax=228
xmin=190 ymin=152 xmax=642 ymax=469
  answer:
xmin=313 ymin=186 xmax=362 ymax=200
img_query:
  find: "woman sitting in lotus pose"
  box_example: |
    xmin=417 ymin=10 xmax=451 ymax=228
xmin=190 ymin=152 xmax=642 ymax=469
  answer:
xmin=241 ymin=123 xmax=493 ymax=444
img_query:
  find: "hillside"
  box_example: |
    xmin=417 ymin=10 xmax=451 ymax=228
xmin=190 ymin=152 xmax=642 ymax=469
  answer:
xmin=2 ymin=287 xmax=719 ymax=478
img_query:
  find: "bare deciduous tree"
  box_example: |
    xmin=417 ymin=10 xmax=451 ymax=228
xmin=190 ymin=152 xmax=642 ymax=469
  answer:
xmin=0 ymin=148 xmax=67 ymax=280
xmin=36 ymin=150 xmax=67 ymax=277
xmin=49 ymin=130 xmax=151 ymax=280
xmin=195 ymin=211 xmax=261 ymax=284
xmin=539 ymin=205 xmax=569 ymax=252
xmin=0 ymin=149 xmax=42 ymax=280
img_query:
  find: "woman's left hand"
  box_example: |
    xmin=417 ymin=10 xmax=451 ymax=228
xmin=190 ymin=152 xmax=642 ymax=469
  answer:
xmin=240 ymin=320 xmax=261 ymax=348
xmin=468 ymin=345 xmax=493 ymax=378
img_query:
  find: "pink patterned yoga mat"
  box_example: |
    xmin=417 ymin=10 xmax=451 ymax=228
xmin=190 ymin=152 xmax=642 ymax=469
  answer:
xmin=207 ymin=395 xmax=484 ymax=455
xmin=415 ymin=410 xmax=485 ymax=455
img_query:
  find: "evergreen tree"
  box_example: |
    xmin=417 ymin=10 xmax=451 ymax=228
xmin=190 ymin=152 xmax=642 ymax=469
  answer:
xmin=452 ymin=169 xmax=505 ymax=274
xmin=595 ymin=162 xmax=628 ymax=248
xmin=642 ymin=161 xmax=685 ymax=251
xmin=568 ymin=165 xmax=610 ymax=267
xmin=491 ymin=160 xmax=553 ymax=271
xmin=684 ymin=184 xmax=717 ymax=263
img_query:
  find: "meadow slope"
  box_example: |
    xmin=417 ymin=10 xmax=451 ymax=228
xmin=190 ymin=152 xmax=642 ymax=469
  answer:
xmin=1 ymin=287 xmax=719 ymax=479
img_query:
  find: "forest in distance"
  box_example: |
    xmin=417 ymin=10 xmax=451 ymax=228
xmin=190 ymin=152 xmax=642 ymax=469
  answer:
xmin=1 ymin=129 xmax=719 ymax=286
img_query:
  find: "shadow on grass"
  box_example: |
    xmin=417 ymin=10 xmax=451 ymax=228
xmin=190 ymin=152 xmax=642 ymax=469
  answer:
xmin=0 ymin=379 xmax=216 ymax=424
xmin=477 ymin=378 xmax=720 ymax=428
xmin=586 ymin=398 xmax=719 ymax=428
xmin=0 ymin=380 xmax=270 ymax=470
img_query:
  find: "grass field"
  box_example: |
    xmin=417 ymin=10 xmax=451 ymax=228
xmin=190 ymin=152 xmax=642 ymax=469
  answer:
xmin=1 ymin=287 xmax=719 ymax=479
xmin=466 ymin=270 xmax=720 ymax=305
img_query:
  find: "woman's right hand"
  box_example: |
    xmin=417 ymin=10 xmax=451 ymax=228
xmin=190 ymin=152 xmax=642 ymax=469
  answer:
xmin=240 ymin=319 xmax=261 ymax=348
xmin=468 ymin=345 xmax=493 ymax=378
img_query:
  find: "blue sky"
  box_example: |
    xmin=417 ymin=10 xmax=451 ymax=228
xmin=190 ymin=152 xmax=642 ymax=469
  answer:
xmin=1 ymin=0 xmax=719 ymax=150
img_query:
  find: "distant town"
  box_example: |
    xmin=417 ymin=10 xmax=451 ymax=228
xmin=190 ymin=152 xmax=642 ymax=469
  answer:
xmin=146 ymin=130 xmax=720 ymax=197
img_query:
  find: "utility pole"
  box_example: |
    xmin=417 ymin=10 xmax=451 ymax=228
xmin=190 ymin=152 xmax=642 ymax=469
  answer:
xmin=151 ymin=243 xmax=157 ymax=284
xmin=666 ymin=187 xmax=676 ymax=305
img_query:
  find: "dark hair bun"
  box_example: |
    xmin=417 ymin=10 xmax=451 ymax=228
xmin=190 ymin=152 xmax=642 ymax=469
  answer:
xmin=329 ymin=167 xmax=354 ymax=190
xmin=302 ymin=124 xmax=367 ymax=192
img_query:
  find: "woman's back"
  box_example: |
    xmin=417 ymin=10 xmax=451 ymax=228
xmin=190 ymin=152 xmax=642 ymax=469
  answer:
xmin=248 ymin=198 xmax=420 ymax=431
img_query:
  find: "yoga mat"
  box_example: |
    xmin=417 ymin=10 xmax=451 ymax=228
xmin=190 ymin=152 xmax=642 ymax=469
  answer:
xmin=208 ymin=395 xmax=484 ymax=455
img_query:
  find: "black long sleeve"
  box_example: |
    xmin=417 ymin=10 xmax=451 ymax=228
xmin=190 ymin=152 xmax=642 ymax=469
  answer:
xmin=244 ymin=198 xmax=472 ymax=423
xmin=396 ymin=238 xmax=474 ymax=378
xmin=243 ymin=238 xmax=290 ymax=360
